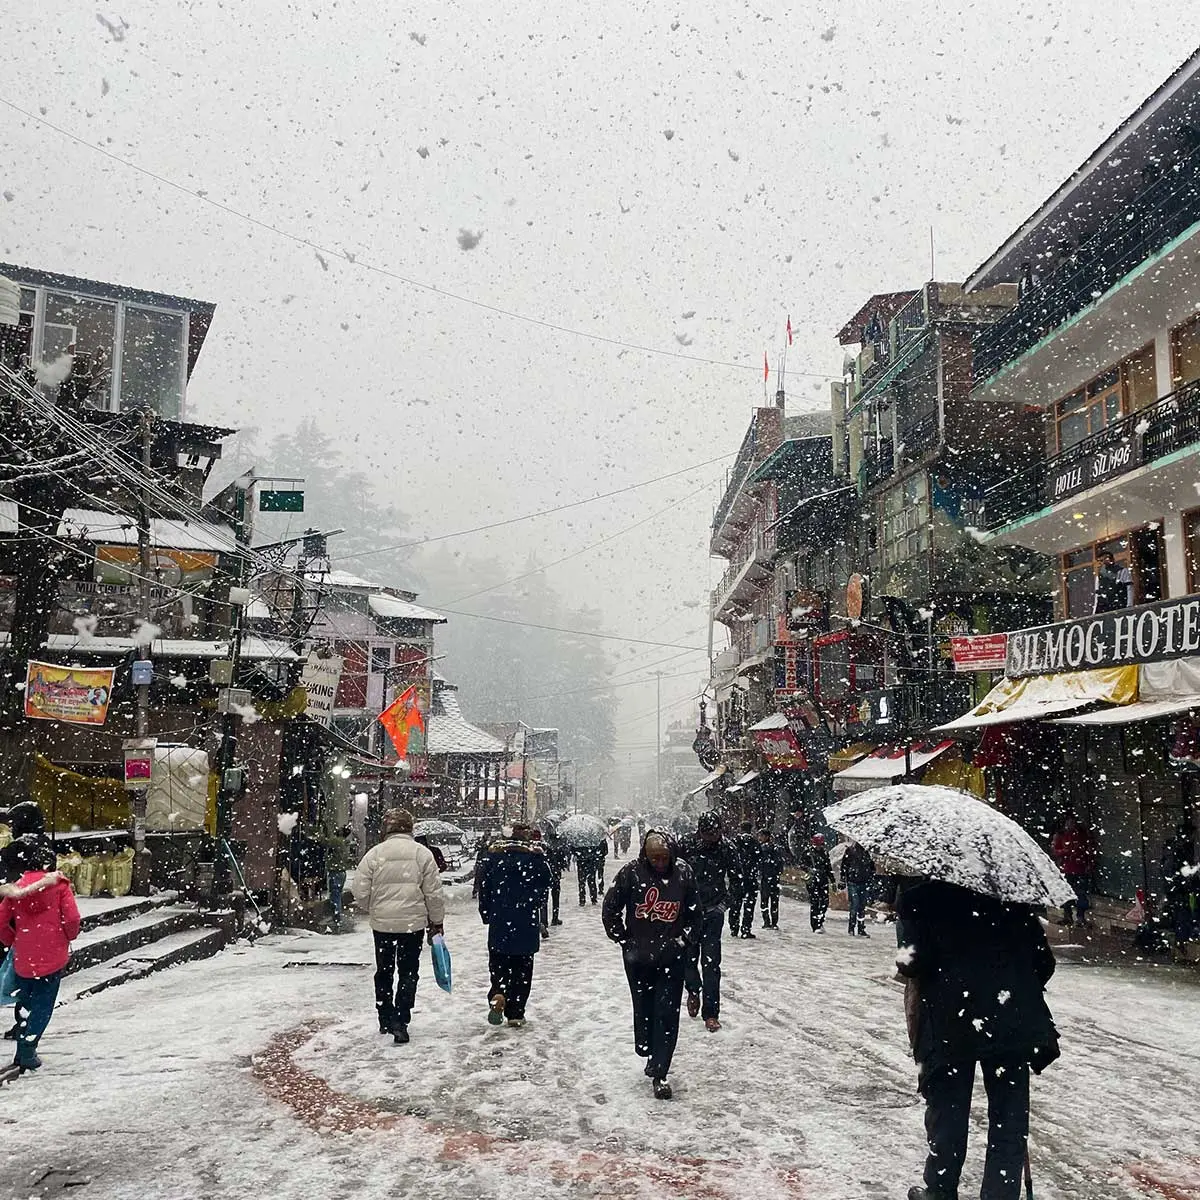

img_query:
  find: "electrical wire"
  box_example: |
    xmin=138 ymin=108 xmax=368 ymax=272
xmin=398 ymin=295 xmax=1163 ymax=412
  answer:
xmin=0 ymin=96 xmax=840 ymax=383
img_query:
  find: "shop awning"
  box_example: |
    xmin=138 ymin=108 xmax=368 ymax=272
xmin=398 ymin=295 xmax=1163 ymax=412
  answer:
xmin=749 ymin=712 xmax=789 ymax=732
xmin=1050 ymin=696 xmax=1200 ymax=726
xmin=827 ymin=742 xmax=874 ymax=773
xmin=831 ymin=739 xmax=955 ymax=786
xmin=732 ymin=770 xmax=760 ymax=786
xmin=686 ymin=765 xmax=727 ymax=797
xmin=932 ymin=666 xmax=1138 ymax=733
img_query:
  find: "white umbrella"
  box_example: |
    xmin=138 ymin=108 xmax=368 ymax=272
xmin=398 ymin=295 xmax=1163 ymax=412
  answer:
xmin=557 ymin=813 xmax=608 ymax=847
xmin=823 ymin=784 xmax=1075 ymax=908
xmin=412 ymin=818 xmax=467 ymax=839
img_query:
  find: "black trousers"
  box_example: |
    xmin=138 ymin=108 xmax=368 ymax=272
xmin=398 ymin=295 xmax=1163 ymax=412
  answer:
xmin=683 ymin=906 xmax=724 ymax=1020
xmin=373 ymin=930 xmax=424 ymax=1030
xmin=624 ymin=954 xmax=685 ymax=1079
xmin=549 ymin=872 xmax=561 ymax=919
xmin=922 ymin=1058 xmax=1030 ymax=1200
xmin=729 ymin=877 xmax=758 ymax=936
xmin=808 ymin=882 xmax=829 ymax=930
xmin=578 ymin=859 xmax=599 ymax=904
xmin=489 ymin=950 xmax=535 ymax=1020
xmin=760 ymin=876 xmax=780 ymax=928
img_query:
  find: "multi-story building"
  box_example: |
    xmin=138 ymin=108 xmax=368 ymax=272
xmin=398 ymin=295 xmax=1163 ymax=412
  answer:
xmin=943 ymin=49 xmax=1200 ymax=911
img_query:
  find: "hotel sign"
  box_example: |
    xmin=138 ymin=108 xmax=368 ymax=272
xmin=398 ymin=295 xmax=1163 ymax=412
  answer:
xmin=1045 ymin=434 xmax=1135 ymax=504
xmin=1006 ymin=593 xmax=1200 ymax=678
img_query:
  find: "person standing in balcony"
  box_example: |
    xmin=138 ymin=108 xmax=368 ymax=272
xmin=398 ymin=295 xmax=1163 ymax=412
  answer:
xmin=1093 ymin=550 xmax=1132 ymax=614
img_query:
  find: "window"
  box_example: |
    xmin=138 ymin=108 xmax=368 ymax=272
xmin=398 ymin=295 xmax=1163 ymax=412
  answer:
xmin=1052 ymin=347 xmax=1157 ymax=452
xmin=1060 ymin=528 xmax=1164 ymax=617
xmin=880 ymin=474 xmax=930 ymax=567
xmin=120 ymin=305 xmax=185 ymax=418
xmin=370 ymin=645 xmax=392 ymax=673
xmin=1172 ymin=315 xmax=1200 ymax=388
xmin=1186 ymin=510 xmax=1200 ymax=593
xmin=42 ymin=291 xmax=116 ymax=404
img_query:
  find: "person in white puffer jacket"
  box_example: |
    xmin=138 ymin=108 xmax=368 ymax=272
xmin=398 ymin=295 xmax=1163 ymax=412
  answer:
xmin=353 ymin=808 xmax=446 ymax=1044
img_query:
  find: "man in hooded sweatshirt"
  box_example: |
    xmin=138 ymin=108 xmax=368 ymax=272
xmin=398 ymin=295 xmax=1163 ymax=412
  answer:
xmin=603 ymin=831 xmax=700 ymax=1100
xmin=898 ymin=879 xmax=1060 ymax=1200
xmin=0 ymin=841 xmax=80 ymax=1074
xmin=352 ymin=808 xmax=446 ymax=1044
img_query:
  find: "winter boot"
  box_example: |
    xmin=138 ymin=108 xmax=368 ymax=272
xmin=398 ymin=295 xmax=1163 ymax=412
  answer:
xmin=393 ymin=1026 xmax=410 ymax=1045
xmin=704 ymin=1017 xmax=721 ymax=1033
xmin=551 ymin=915 xmax=562 ymax=926
xmin=507 ymin=1018 xmax=526 ymax=1029
xmin=488 ymin=994 xmax=506 ymax=1026
xmin=686 ymin=992 xmax=701 ymax=1019
xmin=907 ymin=1188 xmax=957 ymax=1200
xmin=652 ymin=1078 xmax=673 ymax=1100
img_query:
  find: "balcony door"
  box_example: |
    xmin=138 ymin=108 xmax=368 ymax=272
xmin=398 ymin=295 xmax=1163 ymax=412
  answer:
xmin=1055 ymin=368 xmax=1122 ymax=452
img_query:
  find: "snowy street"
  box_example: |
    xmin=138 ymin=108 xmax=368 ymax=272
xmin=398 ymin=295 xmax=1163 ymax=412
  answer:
xmin=2 ymin=872 xmax=1198 ymax=1200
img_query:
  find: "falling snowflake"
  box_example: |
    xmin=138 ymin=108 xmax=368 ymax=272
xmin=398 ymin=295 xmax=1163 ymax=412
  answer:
xmin=457 ymin=228 xmax=483 ymax=251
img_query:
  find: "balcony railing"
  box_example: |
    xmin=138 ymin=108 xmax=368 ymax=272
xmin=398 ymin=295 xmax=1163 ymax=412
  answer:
xmin=979 ymin=378 xmax=1200 ymax=530
xmin=974 ymin=143 xmax=1200 ymax=384
xmin=711 ymin=524 xmax=776 ymax=616
xmin=862 ymin=439 xmax=894 ymax=489
xmin=712 ymin=421 xmax=759 ymax=537
xmin=898 ymin=409 xmax=939 ymax=465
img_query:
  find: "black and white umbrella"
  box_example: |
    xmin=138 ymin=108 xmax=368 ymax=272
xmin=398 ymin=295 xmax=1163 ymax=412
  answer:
xmin=556 ymin=813 xmax=609 ymax=847
xmin=823 ymin=784 xmax=1075 ymax=908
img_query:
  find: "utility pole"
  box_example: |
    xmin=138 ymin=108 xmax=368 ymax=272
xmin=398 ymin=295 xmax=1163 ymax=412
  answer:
xmin=655 ymin=671 xmax=663 ymax=804
xmin=128 ymin=408 xmax=156 ymax=895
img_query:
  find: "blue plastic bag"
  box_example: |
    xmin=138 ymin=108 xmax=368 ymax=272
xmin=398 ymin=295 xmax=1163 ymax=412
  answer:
xmin=430 ymin=934 xmax=452 ymax=994
xmin=0 ymin=954 xmax=16 ymax=1008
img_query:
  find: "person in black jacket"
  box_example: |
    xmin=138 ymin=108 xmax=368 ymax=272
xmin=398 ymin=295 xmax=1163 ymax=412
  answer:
xmin=728 ymin=821 xmax=761 ymax=939
xmin=0 ymin=802 xmax=55 ymax=885
xmin=678 ymin=812 xmax=739 ymax=1031
xmin=602 ymin=831 xmax=700 ymax=1099
xmin=897 ymin=879 xmax=1060 ymax=1200
xmin=478 ymin=825 xmax=552 ymax=1028
xmin=757 ymin=830 xmax=783 ymax=930
xmin=840 ymin=839 xmax=874 ymax=937
xmin=543 ymin=833 xmax=570 ymax=926
xmin=806 ymin=834 xmax=833 ymax=933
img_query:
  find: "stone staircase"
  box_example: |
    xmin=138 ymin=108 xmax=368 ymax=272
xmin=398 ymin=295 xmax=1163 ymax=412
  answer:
xmin=63 ymin=893 xmax=235 ymax=1001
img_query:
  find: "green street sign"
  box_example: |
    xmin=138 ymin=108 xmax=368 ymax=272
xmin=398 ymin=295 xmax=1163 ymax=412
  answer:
xmin=258 ymin=489 xmax=305 ymax=513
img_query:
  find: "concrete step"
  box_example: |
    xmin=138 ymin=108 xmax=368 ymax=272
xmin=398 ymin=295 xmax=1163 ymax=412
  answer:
xmin=65 ymin=926 xmax=230 ymax=1001
xmin=68 ymin=906 xmax=212 ymax=975
xmin=76 ymin=892 xmax=181 ymax=933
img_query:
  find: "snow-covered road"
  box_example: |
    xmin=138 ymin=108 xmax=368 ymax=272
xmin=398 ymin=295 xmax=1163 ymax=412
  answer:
xmin=2 ymin=872 xmax=1198 ymax=1200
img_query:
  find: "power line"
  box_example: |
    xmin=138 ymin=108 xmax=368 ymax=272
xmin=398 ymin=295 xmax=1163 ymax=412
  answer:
xmin=0 ymin=98 xmax=841 ymax=383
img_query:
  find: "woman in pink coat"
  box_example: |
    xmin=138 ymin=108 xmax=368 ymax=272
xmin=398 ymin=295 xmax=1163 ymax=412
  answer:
xmin=0 ymin=863 xmax=80 ymax=1073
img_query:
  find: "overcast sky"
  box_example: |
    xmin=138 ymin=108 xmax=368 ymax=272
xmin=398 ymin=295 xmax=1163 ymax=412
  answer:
xmin=3 ymin=3 xmax=1194 ymax=765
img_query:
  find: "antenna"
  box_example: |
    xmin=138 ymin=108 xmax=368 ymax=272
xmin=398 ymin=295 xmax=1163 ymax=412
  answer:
xmin=929 ymin=225 xmax=936 ymax=281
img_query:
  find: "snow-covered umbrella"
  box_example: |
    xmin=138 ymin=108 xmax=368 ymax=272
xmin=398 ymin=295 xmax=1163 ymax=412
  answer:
xmin=412 ymin=818 xmax=467 ymax=840
xmin=823 ymin=784 xmax=1075 ymax=908
xmin=556 ymin=813 xmax=608 ymax=847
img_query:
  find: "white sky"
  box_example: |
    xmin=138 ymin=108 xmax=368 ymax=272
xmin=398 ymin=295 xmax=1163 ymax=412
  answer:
xmin=3 ymin=2 xmax=1193 ymax=763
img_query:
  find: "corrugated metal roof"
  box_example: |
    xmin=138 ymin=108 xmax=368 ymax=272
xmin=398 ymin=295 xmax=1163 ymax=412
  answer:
xmin=426 ymin=682 xmax=505 ymax=756
xmin=368 ymin=593 xmax=446 ymax=623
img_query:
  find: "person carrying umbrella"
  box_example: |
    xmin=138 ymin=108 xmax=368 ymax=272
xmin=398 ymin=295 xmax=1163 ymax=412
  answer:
xmin=602 ymin=831 xmax=700 ymax=1099
xmin=824 ymin=785 xmax=1068 ymax=1200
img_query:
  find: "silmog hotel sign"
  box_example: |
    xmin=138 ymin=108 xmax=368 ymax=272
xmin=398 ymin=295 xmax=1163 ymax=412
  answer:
xmin=1046 ymin=434 xmax=1134 ymax=503
xmin=1006 ymin=593 xmax=1200 ymax=679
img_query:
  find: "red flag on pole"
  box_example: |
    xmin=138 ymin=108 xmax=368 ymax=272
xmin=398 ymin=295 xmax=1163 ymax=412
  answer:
xmin=763 ymin=352 xmax=769 ymax=382
xmin=786 ymin=315 xmax=793 ymax=345
xmin=379 ymin=685 xmax=425 ymax=759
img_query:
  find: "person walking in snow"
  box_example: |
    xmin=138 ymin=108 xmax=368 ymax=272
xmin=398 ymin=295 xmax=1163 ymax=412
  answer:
xmin=840 ymin=838 xmax=874 ymax=937
xmin=602 ymin=831 xmax=700 ymax=1100
xmin=479 ymin=824 xmax=552 ymax=1028
xmin=543 ymin=831 xmax=569 ymax=926
xmin=805 ymin=834 xmax=833 ymax=932
xmin=757 ymin=829 xmax=783 ymax=930
xmin=0 ymin=841 xmax=80 ymax=1076
xmin=897 ymin=879 xmax=1060 ymax=1200
xmin=1050 ymin=814 xmax=1096 ymax=927
xmin=576 ymin=841 xmax=606 ymax=906
xmin=352 ymin=808 xmax=445 ymax=1045
xmin=678 ymin=812 xmax=739 ymax=1032
xmin=728 ymin=821 xmax=761 ymax=938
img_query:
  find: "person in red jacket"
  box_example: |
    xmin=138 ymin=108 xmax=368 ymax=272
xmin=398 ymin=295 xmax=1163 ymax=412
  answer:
xmin=0 ymin=855 xmax=81 ymax=1074
xmin=1051 ymin=815 xmax=1096 ymax=927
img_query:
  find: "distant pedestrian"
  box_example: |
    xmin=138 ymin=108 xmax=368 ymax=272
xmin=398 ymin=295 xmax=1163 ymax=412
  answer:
xmin=1161 ymin=818 xmax=1197 ymax=946
xmin=898 ymin=879 xmax=1060 ymax=1200
xmin=678 ymin=812 xmax=738 ymax=1032
xmin=320 ymin=822 xmax=355 ymax=928
xmin=414 ymin=834 xmax=448 ymax=874
xmin=1050 ymin=815 xmax=1096 ymax=927
xmin=352 ymin=809 xmax=445 ymax=1045
xmin=602 ymin=831 xmax=700 ymax=1100
xmin=806 ymin=834 xmax=833 ymax=932
xmin=529 ymin=828 xmax=551 ymax=937
xmin=729 ymin=821 xmax=761 ymax=939
xmin=479 ymin=824 xmax=552 ymax=1028
xmin=757 ymin=830 xmax=783 ymax=930
xmin=840 ymin=839 xmax=874 ymax=937
xmin=576 ymin=842 xmax=606 ymax=905
xmin=472 ymin=832 xmax=495 ymax=899
xmin=544 ymin=834 xmax=569 ymax=926
xmin=618 ymin=824 xmax=633 ymax=859
xmin=0 ymin=842 xmax=80 ymax=1075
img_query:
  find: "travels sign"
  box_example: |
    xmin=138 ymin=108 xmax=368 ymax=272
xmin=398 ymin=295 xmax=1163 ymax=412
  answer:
xmin=1006 ymin=593 xmax=1200 ymax=679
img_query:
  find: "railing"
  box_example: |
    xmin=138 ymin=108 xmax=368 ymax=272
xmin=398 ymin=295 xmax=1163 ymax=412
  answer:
xmin=898 ymin=409 xmax=939 ymax=464
xmin=712 ymin=420 xmax=759 ymax=537
xmin=863 ymin=439 xmax=894 ymax=489
xmin=891 ymin=288 xmax=929 ymax=361
xmin=979 ymin=378 xmax=1200 ymax=530
xmin=974 ymin=143 xmax=1200 ymax=383
xmin=711 ymin=524 xmax=777 ymax=615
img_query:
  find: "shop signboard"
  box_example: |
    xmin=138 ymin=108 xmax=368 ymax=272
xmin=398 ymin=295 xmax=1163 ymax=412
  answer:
xmin=950 ymin=633 xmax=1008 ymax=673
xmin=24 ymin=660 xmax=114 ymax=725
xmin=1006 ymin=592 xmax=1200 ymax=678
xmin=123 ymin=738 xmax=157 ymax=792
xmin=301 ymin=651 xmax=343 ymax=727
xmin=1045 ymin=432 xmax=1136 ymax=505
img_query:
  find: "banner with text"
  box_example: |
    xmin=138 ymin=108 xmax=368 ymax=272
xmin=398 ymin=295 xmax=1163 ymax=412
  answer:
xmin=24 ymin=660 xmax=115 ymax=726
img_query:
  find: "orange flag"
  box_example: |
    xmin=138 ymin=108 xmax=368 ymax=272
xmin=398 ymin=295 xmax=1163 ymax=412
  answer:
xmin=786 ymin=315 xmax=793 ymax=345
xmin=379 ymin=685 xmax=425 ymax=758
xmin=763 ymin=351 xmax=769 ymax=381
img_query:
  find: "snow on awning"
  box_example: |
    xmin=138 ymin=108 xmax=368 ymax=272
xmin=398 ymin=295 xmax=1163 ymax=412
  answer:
xmin=733 ymin=769 xmax=760 ymax=786
xmin=932 ymin=666 xmax=1138 ymax=734
xmin=0 ymin=632 xmax=299 ymax=660
xmin=831 ymin=740 xmax=955 ymax=788
xmin=368 ymin=593 xmax=446 ymax=623
xmin=0 ymin=501 xmax=234 ymax=553
xmin=1050 ymin=696 xmax=1200 ymax=726
xmin=686 ymin=764 xmax=727 ymax=797
xmin=749 ymin=712 xmax=789 ymax=732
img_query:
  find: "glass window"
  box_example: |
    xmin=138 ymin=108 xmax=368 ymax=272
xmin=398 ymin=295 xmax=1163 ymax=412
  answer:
xmin=370 ymin=646 xmax=392 ymax=673
xmin=43 ymin=291 xmax=116 ymax=403
xmin=1125 ymin=343 xmax=1158 ymax=411
xmin=120 ymin=305 xmax=185 ymax=418
xmin=1172 ymin=316 xmax=1200 ymax=387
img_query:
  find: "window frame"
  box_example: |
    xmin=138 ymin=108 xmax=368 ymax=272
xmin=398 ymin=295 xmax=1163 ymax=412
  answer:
xmin=1052 ymin=350 xmax=1153 ymax=453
